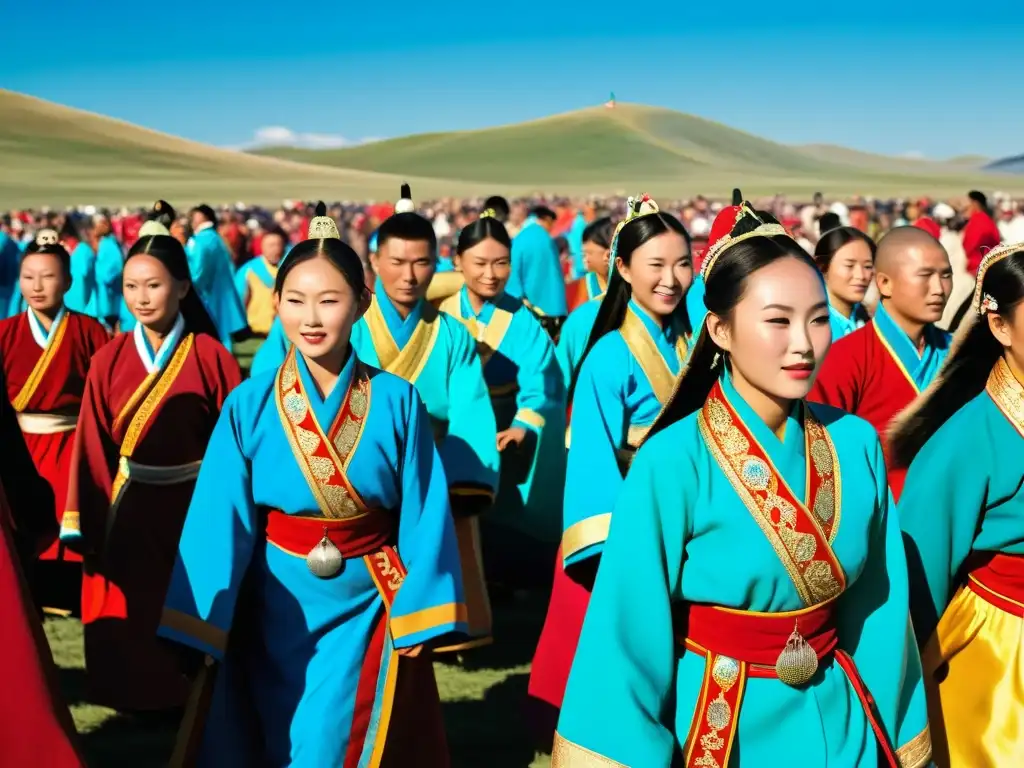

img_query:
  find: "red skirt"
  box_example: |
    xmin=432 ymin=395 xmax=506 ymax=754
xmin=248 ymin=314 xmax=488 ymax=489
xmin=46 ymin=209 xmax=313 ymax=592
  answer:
xmin=526 ymin=546 xmax=592 ymax=747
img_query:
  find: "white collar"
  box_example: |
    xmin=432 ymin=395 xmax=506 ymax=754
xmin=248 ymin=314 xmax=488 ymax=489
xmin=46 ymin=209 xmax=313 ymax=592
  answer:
xmin=195 ymin=221 xmax=215 ymax=233
xmin=133 ymin=314 xmax=185 ymax=374
xmin=26 ymin=306 xmax=66 ymax=350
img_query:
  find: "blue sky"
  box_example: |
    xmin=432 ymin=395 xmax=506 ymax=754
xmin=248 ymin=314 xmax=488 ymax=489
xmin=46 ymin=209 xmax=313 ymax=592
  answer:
xmin=4 ymin=3 xmax=1023 ymax=159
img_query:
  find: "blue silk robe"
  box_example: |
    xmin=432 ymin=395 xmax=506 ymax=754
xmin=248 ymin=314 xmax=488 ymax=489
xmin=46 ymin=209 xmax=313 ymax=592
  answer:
xmin=828 ymin=302 xmax=867 ymax=341
xmin=159 ymin=351 xmax=466 ymax=766
xmin=0 ymin=233 xmax=20 ymax=319
xmin=563 ymin=301 xmax=688 ymax=567
xmin=567 ymin=213 xmax=587 ymax=279
xmin=507 ymin=217 xmax=569 ymax=319
xmin=555 ymin=371 xmax=930 ymax=766
xmin=439 ymin=287 xmax=566 ymax=544
xmin=66 ymin=241 xmax=99 ymax=317
xmin=93 ymin=235 xmax=123 ymax=322
xmin=233 ymin=257 xmax=279 ymax=336
xmin=555 ymin=298 xmax=601 ymax=388
xmin=185 ymin=226 xmax=247 ymax=347
xmin=251 ymin=317 xmax=287 ymax=375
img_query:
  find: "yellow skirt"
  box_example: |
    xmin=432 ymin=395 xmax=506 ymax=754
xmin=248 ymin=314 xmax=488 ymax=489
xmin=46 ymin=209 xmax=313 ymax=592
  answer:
xmin=922 ymin=581 xmax=1024 ymax=767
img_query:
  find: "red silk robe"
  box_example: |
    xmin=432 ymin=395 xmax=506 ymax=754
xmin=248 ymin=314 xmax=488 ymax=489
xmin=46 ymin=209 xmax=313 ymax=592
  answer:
xmin=962 ymin=210 xmax=1001 ymax=275
xmin=0 ymin=311 xmax=110 ymax=563
xmin=0 ymin=484 xmax=85 ymax=767
xmin=65 ymin=331 xmax=240 ymax=711
xmin=809 ymin=323 xmax=917 ymax=500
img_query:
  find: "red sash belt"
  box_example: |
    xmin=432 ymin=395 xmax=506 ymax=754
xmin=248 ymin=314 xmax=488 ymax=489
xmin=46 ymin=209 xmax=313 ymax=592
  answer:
xmin=677 ymin=601 xmax=899 ymax=768
xmin=967 ymin=552 xmax=1024 ymax=617
xmin=679 ymin=601 xmax=837 ymax=677
xmin=265 ymin=510 xmax=393 ymax=559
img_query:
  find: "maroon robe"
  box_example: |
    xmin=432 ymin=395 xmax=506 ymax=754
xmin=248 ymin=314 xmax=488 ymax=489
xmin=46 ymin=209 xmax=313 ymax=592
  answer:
xmin=65 ymin=331 xmax=240 ymax=711
xmin=809 ymin=323 xmax=918 ymax=499
xmin=0 ymin=310 xmax=110 ymax=565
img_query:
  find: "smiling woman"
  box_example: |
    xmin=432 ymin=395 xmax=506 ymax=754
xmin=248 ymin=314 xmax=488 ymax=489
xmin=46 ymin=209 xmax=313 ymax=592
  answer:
xmin=158 ymin=202 xmax=465 ymax=766
xmin=551 ymin=202 xmax=932 ymax=768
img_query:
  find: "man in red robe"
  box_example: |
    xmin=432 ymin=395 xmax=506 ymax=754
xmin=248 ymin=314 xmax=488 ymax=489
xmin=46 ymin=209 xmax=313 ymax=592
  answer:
xmin=962 ymin=190 xmax=1001 ymax=275
xmin=0 ymin=366 xmax=84 ymax=766
xmin=810 ymin=227 xmax=953 ymax=500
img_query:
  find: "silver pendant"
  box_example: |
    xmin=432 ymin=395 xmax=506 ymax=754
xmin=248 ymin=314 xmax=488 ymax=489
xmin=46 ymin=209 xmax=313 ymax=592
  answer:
xmin=306 ymin=531 xmax=344 ymax=578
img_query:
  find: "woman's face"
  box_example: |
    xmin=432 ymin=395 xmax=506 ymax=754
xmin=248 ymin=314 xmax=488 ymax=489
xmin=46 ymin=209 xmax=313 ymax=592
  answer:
xmin=825 ymin=240 xmax=874 ymax=305
xmin=617 ymin=230 xmax=693 ymax=318
xmin=455 ymin=238 xmax=511 ymax=300
xmin=276 ymin=256 xmax=369 ymax=367
xmin=20 ymin=253 xmax=69 ymax=313
xmin=123 ymin=254 xmax=188 ymax=330
xmin=987 ymin=300 xmax=1024 ymax=378
xmin=582 ymin=239 xmax=610 ymax=278
xmin=708 ymin=255 xmax=832 ymax=402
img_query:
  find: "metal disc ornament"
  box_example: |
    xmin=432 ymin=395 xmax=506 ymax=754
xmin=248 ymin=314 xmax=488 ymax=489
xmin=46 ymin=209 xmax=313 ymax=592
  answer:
xmin=307 ymin=532 xmax=344 ymax=578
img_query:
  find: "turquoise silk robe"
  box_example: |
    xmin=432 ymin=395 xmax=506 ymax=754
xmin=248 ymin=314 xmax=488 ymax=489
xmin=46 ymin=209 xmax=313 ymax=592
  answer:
xmin=563 ymin=301 xmax=689 ymax=568
xmin=829 ymin=302 xmax=868 ymax=341
xmin=66 ymin=241 xmax=99 ymax=317
xmin=159 ymin=350 xmax=466 ymax=766
xmin=93 ymin=234 xmax=124 ymax=322
xmin=352 ymin=282 xmax=500 ymax=503
xmin=872 ymin=302 xmax=950 ymax=390
xmin=251 ymin=317 xmax=288 ymax=375
xmin=439 ymin=287 xmax=566 ymax=544
xmin=899 ymin=372 xmax=1024 ymax=643
xmin=507 ymin=217 xmax=569 ymax=319
xmin=185 ymin=225 xmax=248 ymax=347
xmin=0 ymin=232 xmax=20 ymax=319
xmin=555 ymin=372 xmax=930 ymax=767
xmin=555 ymin=298 xmax=602 ymax=388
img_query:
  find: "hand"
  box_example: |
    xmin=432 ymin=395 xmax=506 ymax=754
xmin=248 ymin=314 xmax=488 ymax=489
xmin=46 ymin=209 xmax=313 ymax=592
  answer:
xmin=496 ymin=426 xmax=527 ymax=451
xmin=397 ymin=644 xmax=423 ymax=658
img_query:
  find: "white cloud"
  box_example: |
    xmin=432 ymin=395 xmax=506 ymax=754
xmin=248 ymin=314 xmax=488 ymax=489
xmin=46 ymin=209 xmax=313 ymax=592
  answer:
xmin=244 ymin=126 xmax=380 ymax=150
xmin=900 ymin=150 xmax=926 ymax=160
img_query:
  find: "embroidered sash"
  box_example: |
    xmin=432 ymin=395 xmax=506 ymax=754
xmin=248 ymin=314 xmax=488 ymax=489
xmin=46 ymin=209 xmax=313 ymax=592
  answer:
xmin=985 ymin=357 xmax=1024 ymax=438
xmin=12 ymin=311 xmax=69 ymax=412
xmin=438 ymin=293 xmax=513 ymax=367
xmin=698 ymin=381 xmax=844 ymax=604
xmin=275 ymin=347 xmax=371 ymax=519
xmin=364 ymin=298 xmax=440 ymax=384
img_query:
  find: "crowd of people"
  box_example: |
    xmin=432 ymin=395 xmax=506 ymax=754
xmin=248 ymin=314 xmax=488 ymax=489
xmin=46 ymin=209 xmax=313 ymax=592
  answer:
xmin=0 ymin=182 xmax=1021 ymax=767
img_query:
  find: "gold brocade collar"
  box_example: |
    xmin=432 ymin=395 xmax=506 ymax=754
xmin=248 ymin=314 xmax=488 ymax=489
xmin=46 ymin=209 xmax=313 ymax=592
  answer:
xmin=986 ymin=357 xmax=1024 ymax=438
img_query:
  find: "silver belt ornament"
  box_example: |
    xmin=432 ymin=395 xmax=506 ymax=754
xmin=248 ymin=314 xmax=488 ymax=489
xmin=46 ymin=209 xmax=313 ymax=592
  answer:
xmin=306 ymin=526 xmax=345 ymax=578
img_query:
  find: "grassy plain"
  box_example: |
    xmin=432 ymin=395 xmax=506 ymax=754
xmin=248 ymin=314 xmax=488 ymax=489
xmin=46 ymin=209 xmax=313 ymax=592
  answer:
xmin=4 ymin=89 xmax=1023 ymax=208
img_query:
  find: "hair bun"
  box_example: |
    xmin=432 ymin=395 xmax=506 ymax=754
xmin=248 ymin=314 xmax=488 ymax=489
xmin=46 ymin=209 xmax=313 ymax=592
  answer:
xmin=400 ymin=183 xmax=411 ymax=199
xmin=732 ymin=188 xmax=743 ymax=206
xmin=314 ymin=201 xmax=328 ymax=217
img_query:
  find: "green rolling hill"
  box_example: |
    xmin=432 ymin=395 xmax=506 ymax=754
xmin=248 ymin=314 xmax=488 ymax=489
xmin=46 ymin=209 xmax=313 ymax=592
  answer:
xmin=252 ymin=103 xmax=1023 ymax=197
xmin=2 ymin=90 xmax=1022 ymax=206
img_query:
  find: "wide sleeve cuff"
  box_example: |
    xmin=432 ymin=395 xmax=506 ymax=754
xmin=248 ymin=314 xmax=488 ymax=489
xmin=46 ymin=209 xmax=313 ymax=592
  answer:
xmin=562 ymin=513 xmax=612 ymax=566
xmin=513 ymin=408 xmax=546 ymax=434
xmin=551 ymin=732 xmax=626 ymax=767
xmin=158 ymin=608 xmax=229 ymax=661
xmin=389 ymin=602 xmax=469 ymax=649
xmin=896 ymin=725 xmax=931 ymax=768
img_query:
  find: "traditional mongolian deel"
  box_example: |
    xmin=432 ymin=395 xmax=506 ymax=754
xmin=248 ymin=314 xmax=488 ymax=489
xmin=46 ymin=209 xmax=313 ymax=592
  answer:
xmin=351 ymin=280 xmax=498 ymax=650
xmin=159 ymin=347 xmax=466 ymax=766
xmin=552 ymin=371 xmax=930 ymax=767
xmin=61 ymin=319 xmax=240 ymax=711
xmin=810 ymin=302 xmax=950 ymax=499
xmin=900 ymin=356 xmax=1024 ymax=767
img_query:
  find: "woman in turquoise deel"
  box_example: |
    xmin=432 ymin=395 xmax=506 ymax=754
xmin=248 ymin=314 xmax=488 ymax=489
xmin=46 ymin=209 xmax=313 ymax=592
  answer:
xmin=552 ymin=201 xmax=930 ymax=768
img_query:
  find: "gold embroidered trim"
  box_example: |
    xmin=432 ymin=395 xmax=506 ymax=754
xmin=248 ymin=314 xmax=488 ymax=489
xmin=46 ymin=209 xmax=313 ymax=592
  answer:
xmin=514 ymin=408 xmax=545 ymax=429
xmin=160 ymin=607 xmax=228 ymax=653
xmin=872 ymin=322 xmax=920 ymax=395
xmin=389 ymin=602 xmax=469 ymax=641
xmin=365 ymin=297 xmax=440 ymax=384
xmin=985 ymin=357 xmax=1024 ymax=438
xmin=438 ymin=292 xmax=513 ymax=367
xmin=12 ymin=311 xmax=69 ymax=412
xmin=618 ymin=305 xmax=686 ymax=406
xmin=60 ymin=509 xmax=80 ymax=533
xmin=275 ymin=348 xmax=371 ymax=519
xmin=551 ymin=733 xmax=627 ymax=767
xmin=697 ymin=390 xmax=844 ymax=606
xmin=111 ymin=334 xmax=194 ymax=502
xmin=562 ymin=513 xmax=612 ymax=561
xmin=896 ymin=725 xmax=931 ymax=768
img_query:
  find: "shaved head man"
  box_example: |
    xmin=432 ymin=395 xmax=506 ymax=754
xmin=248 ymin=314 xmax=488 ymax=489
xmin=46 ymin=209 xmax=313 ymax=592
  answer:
xmin=810 ymin=226 xmax=953 ymax=500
